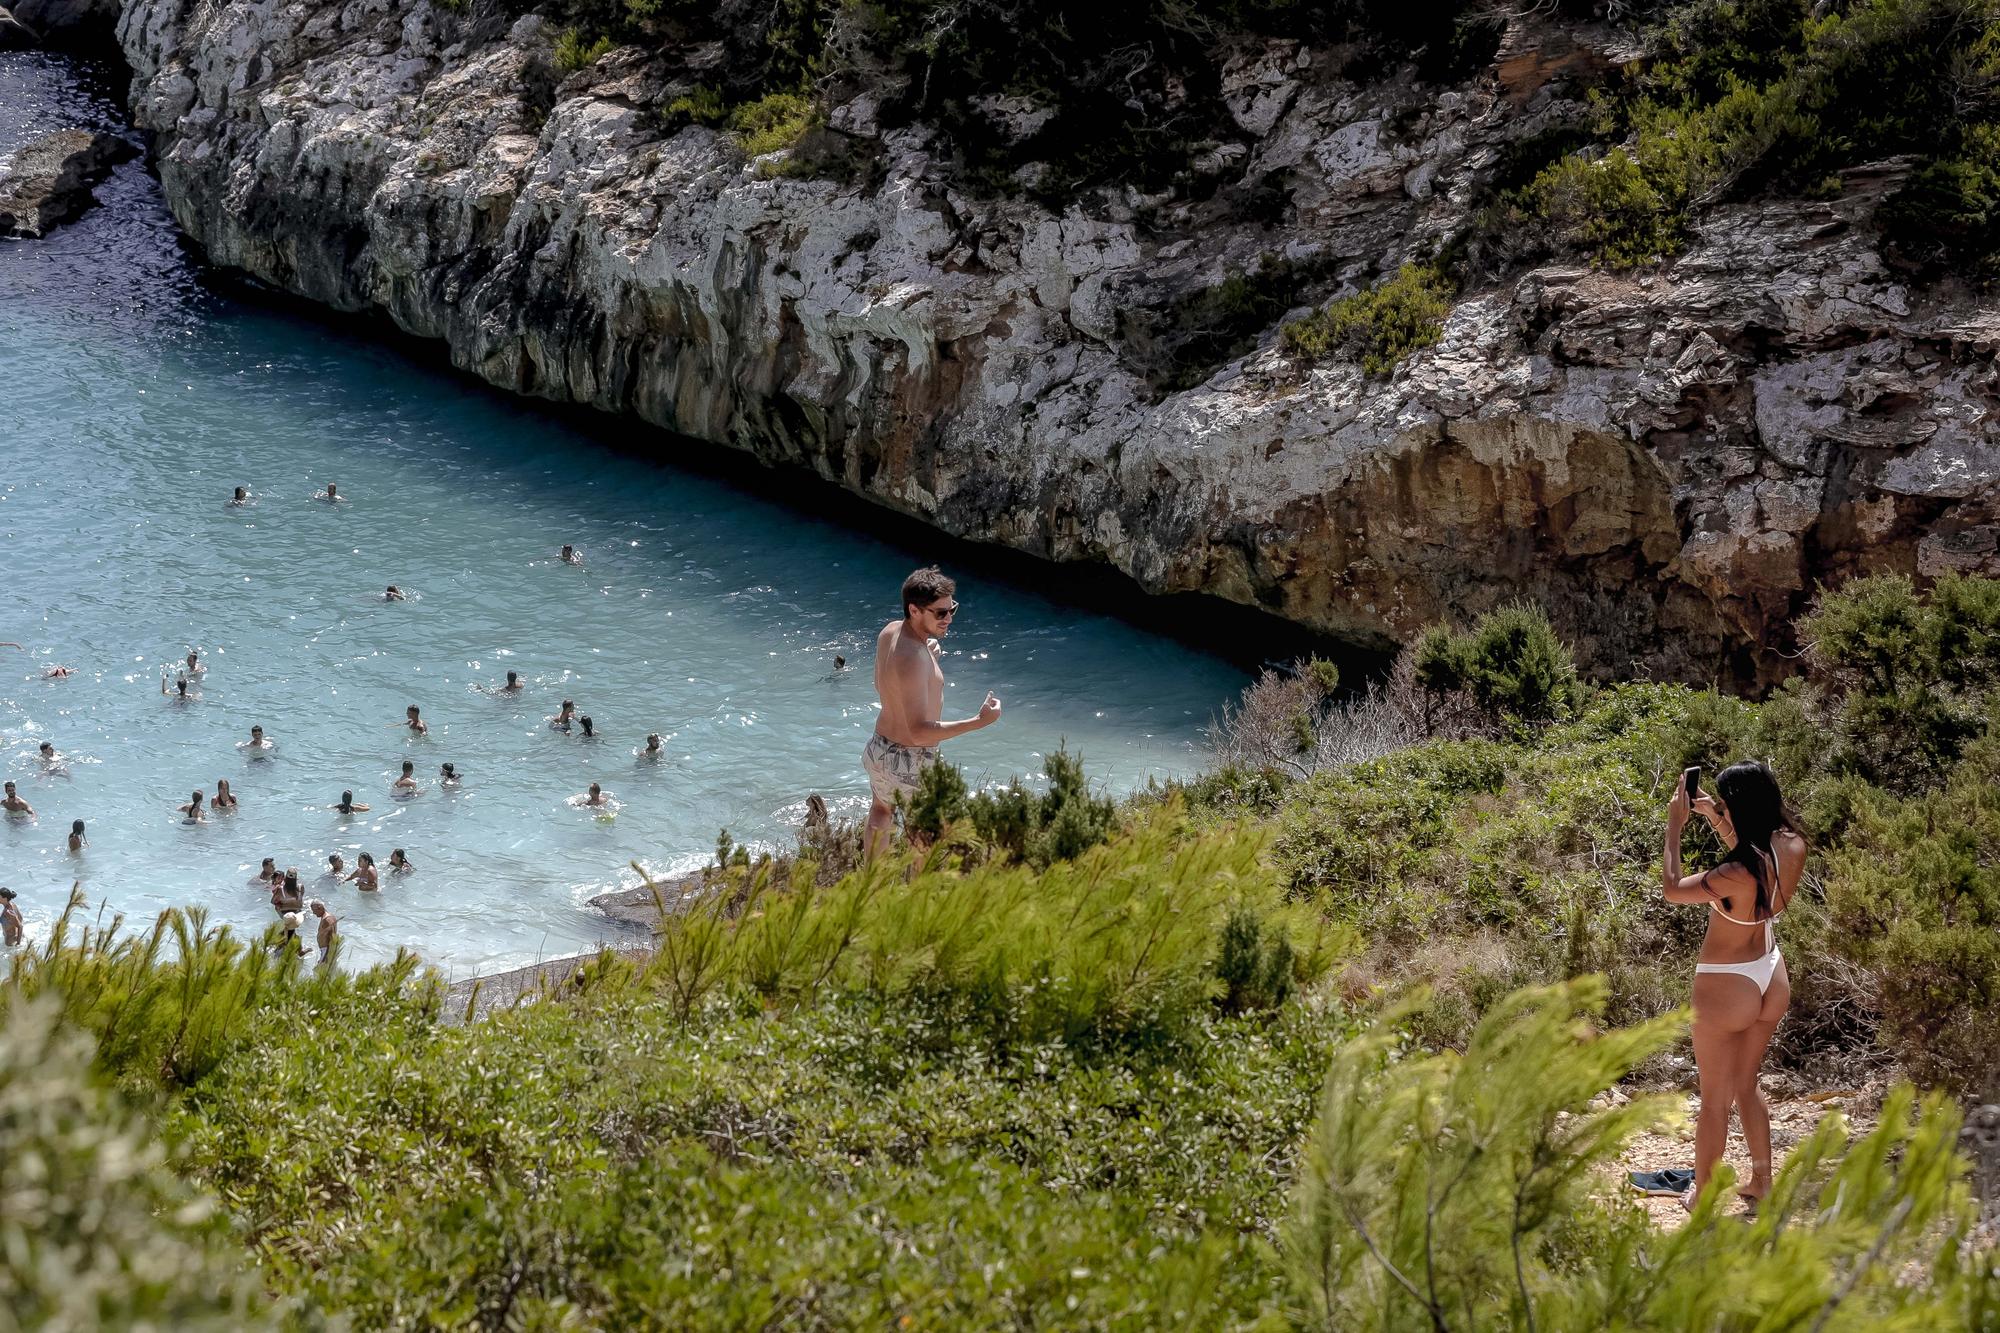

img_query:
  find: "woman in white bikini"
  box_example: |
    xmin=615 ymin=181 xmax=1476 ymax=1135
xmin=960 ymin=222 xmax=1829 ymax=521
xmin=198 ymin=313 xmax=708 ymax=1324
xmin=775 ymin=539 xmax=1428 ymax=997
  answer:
xmin=1663 ymin=759 xmax=1806 ymax=1212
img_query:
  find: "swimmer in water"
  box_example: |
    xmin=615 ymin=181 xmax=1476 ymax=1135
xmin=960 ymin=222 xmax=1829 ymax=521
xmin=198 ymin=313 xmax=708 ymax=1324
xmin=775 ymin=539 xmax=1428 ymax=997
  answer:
xmin=251 ymin=857 xmax=277 ymax=887
xmin=550 ymin=699 xmax=576 ymax=731
xmin=333 ymin=790 xmax=371 ymax=815
xmin=241 ymin=724 xmax=272 ymax=753
xmin=324 ymin=852 xmax=346 ymax=878
xmin=163 ymin=673 xmax=193 ymax=700
xmin=184 ymin=649 xmax=205 ymax=676
xmin=834 ymin=654 xmax=847 ymax=672
xmin=213 ymin=778 xmax=238 ymax=810
xmin=579 ymin=715 xmax=595 ymax=739
xmin=384 ymin=585 xmax=406 ymax=601
xmin=347 ymin=852 xmax=379 ymax=891
xmin=178 ymin=789 xmax=207 ymax=823
xmin=319 ymin=482 xmax=341 ymax=502
xmin=502 ymin=670 xmax=523 ymax=693
xmin=559 ymin=544 xmax=583 ymax=565
xmin=45 ymin=665 xmax=76 ymax=679
xmin=388 ymin=847 xmax=413 ymax=873
xmin=393 ymin=760 xmax=419 ymax=792
xmin=581 ymin=782 xmax=611 ymax=808
xmin=37 ymin=741 xmax=67 ymax=776
xmin=66 ymin=819 xmax=85 ymax=852
xmin=403 ymin=704 xmax=428 ymax=736
xmin=311 ymin=899 xmax=336 ymax=963
xmin=228 ymin=485 xmax=250 ymax=506
xmin=2 ymin=781 xmax=34 ymax=817
xmin=638 ymin=733 xmax=664 ymax=760
xmin=439 ymin=762 xmax=460 ymax=785
xmin=1 ymin=888 xmax=22 ymax=946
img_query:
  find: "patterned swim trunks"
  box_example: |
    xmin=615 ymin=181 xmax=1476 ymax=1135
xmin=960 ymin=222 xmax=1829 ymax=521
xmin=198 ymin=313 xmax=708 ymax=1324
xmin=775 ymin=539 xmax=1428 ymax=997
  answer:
xmin=862 ymin=733 xmax=939 ymax=806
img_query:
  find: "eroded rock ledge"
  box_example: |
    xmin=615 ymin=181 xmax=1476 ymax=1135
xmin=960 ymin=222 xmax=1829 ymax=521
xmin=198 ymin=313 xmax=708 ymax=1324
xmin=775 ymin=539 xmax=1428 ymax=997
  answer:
xmin=112 ymin=1 xmax=2000 ymax=685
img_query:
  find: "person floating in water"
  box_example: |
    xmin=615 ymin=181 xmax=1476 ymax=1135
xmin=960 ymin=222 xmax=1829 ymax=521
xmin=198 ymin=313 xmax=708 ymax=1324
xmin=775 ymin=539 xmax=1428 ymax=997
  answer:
xmin=439 ymin=762 xmax=460 ymax=785
xmin=37 ymin=741 xmax=67 ymax=776
xmin=833 ymin=654 xmax=847 ymax=672
xmin=66 ymin=819 xmax=85 ymax=853
xmin=578 ymin=715 xmax=596 ymax=739
xmin=864 ymin=566 xmax=1000 ymax=860
xmin=550 ymin=699 xmax=576 ymax=731
xmin=394 ymin=760 xmax=420 ymax=793
xmin=403 ymin=704 xmax=428 ymax=736
xmin=163 ymin=673 xmax=194 ymax=700
xmin=638 ymin=733 xmax=664 ymax=760
xmin=347 ymin=852 xmax=379 ymax=891
xmin=387 ymin=847 xmax=413 ymax=873
xmin=241 ymin=724 xmax=272 ymax=754
xmin=485 ymin=670 xmax=523 ymax=695
xmin=310 ymin=900 xmax=337 ymax=963
xmin=0 ymin=888 xmax=22 ymax=946
xmin=228 ymin=486 xmax=251 ymax=506
xmin=324 ymin=853 xmax=346 ymax=879
xmin=44 ymin=665 xmax=76 ymax=679
xmin=319 ymin=482 xmax=341 ymax=502
xmin=333 ymin=790 xmax=371 ymax=815
xmin=580 ymin=782 xmax=612 ymax=807
xmin=2 ymin=781 xmax=34 ymax=818
xmin=178 ymin=789 xmax=207 ymax=823
xmin=251 ymin=857 xmax=277 ymax=887
xmin=559 ymin=544 xmax=583 ymax=565
xmin=384 ymin=585 xmax=406 ymax=601
xmin=213 ymin=778 xmax=238 ymax=810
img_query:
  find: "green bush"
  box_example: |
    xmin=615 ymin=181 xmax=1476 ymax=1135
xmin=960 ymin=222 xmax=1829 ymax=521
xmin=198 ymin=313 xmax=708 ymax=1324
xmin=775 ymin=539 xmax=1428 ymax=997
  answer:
xmin=728 ymin=88 xmax=818 ymax=157
xmin=1281 ymin=263 xmax=1456 ymax=375
xmin=1412 ymin=602 xmax=1585 ymax=731
xmin=905 ymin=746 xmax=1118 ymax=868
xmin=0 ymin=1000 xmax=270 ymax=1328
xmin=553 ymin=27 xmax=615 ymax=74
xmin=1285 ymin=976 xmax=1995 ymax=1330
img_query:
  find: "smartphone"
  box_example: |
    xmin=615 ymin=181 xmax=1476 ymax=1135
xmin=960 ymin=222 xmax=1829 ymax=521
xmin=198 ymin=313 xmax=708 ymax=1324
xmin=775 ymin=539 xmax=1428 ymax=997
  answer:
xmin=1683 ymin=766 xmax=1702 ymax=798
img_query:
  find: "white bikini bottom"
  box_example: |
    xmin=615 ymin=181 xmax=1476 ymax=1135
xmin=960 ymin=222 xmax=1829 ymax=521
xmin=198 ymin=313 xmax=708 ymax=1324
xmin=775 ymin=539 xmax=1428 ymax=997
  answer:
xmin=1694 ymin=948 xmax=1783 ymax=996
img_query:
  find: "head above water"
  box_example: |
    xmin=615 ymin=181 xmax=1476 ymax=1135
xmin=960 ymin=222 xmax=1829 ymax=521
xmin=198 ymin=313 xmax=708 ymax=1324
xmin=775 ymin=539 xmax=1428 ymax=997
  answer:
xmin=441 ymin=762 xmax=456 ymax=778
xmin=407 ymin=705 xmax=421 ymax=718
xmin=325 ymin=483 xmax=337 ymax=496
xmin=506 ymin=670 xmax=518 ymax=685
xmin=71 ymin=818 xmax=84 ymax=835
xmin=0 ymin=887 xmax=14 ymax=901
xmin=251 ymin=725 xmax=263 ymax=739
xmin=580 ymin=716 xmax=593 ymax=736
xmin=340 ymin=789 xmax=354 ymax=804
xmin=176 ymin=678 xmax=189 ymax=696
xmin=645 ymin=733 xmax=661 ymax=749
xmin=401 ymin=760 xmax=415 ymax=775
xmin=358 ymin=852 xmax=374 ymax=867
xmin=38 ymin=742 xmax=52 ymax=756
xmin=232 ymin=486 xmax=247 ymax=500
xmin=561 ymin=544 xmax=574 ymax=558
xmin=1713 ymin=760 xmax=1805 ymax=919
xmin=589 ymin=782 xmax=601 ymax=796
xmin=262 ymin=857 xmax=276 ymax=872
xmin=328 ymin=853 xmax=343 ymax=869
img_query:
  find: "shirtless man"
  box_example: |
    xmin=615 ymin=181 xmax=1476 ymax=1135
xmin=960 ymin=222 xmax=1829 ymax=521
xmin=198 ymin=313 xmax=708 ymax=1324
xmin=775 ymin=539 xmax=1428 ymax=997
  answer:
xmin=228 ymin=486 xmax=250 ymax=506
xmin=1 ymin=781 xmax=34 ymax=817
xmin=324 ymin=852 xmax=346 ymax=879
xmin=581 ymin=782 xmax=611 ymax=807
xmin=319 ymin=482 xmax=341 ymax=502
xmin=45 ymin=665 xmax=76 ymax=679
xmin=638 ymin=733 xmax=664 ymax=760
xmin=403 ymin=705 xmax=428 ymax=736
xmin=0 ymin=888 xmax=22 ymax=946
xmin=550 ymin=699 xmax=576 ymax=731
xmin=251 ymin=857 xmax=278 ymax=886
xmin=241 ymin=724 xmax=272 ymax=753
xmin=333 ymin=790 xmax=371 ymax=815
xmin=37 ymin=741 xmax=66 ymax=776
xmin=178 ymin=789 xmax=207 ymax=823
xmin=310 ymin=900 xmax=337 ymax=963
xmin=384 ymin=585 xmax=406 ymax=601
xmin=559 ymin=544 xmax=583 ymax=565
xmin=393 ymin=760 xmax=420 ymax=792
xmin=864 ymin=566 xmax=1000 ymax=859
xmin=500 ymin=670 xmax=523 ymax=693
xmin=184 ymin=649 xmax=205 ymax=676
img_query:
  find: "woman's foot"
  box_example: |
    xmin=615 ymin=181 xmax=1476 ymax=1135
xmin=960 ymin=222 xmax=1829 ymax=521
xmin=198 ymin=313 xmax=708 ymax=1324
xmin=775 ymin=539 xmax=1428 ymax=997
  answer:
xmin=1737 ymin=1161 xmax=1771 ymax=1213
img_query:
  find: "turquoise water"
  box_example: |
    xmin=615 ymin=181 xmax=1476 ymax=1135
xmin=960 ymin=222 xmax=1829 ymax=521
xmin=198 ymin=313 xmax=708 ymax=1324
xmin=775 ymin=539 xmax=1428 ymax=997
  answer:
xmin=0 ymin=53 xmax=1250 ymax=975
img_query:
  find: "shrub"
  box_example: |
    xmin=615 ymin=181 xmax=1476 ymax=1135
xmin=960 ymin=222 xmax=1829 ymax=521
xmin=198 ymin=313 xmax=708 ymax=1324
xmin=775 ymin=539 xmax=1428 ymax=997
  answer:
xmin=904 ymin=746 xmax=1118 ymax=868
xmin=1805 ymin=572 xmax=2000 ymax=790
xmin=553 ymin=28 xmax=615 ymax=74
xmin=1281 ymin=263 xmax=1455 ymax=375
xmin=728 ymin=88 xmax=818 ymax=157
xmin=1208 ymin=655 xmax=1349 ymax=779
xmin=1412 ymin=602 xmax=1585 ymax=732
xmin=0 ymin=1000 xmax=270 ymax=1328
xmin=1284 ymin=977 xmax=1995 ymax=1330
xmin=660 ymin=82 xmax=728 ymax=130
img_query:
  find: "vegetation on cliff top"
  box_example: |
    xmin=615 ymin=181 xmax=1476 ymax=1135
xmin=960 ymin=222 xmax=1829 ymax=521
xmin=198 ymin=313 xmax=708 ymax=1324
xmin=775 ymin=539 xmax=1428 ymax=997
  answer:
xmin=4 ymin=577 xmax=1999 ymax=1326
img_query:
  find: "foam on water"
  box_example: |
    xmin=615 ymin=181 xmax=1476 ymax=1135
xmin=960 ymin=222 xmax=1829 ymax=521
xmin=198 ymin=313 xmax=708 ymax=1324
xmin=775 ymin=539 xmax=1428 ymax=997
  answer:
xmin=0 ymin=52 xmax=1250 ymax=976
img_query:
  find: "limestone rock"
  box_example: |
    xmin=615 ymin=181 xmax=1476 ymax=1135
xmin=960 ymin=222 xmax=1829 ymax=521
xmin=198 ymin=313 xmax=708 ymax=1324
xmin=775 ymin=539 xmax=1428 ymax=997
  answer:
xmin=0 ymin=6 xmax=38 ymax=48
xmin=0 ymin=127 xmax=137 ymax=237
xmin=111 ymin=0 xmax=2000 ymax=686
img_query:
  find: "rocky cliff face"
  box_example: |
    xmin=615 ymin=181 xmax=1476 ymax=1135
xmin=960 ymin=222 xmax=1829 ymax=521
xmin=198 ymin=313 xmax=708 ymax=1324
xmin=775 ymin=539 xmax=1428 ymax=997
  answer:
xmin=111 ymin=0 xmax=2000 ymax=685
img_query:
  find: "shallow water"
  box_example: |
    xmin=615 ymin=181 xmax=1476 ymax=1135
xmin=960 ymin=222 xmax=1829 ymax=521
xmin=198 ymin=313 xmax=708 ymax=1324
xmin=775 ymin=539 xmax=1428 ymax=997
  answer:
xmin=0 ymin=53 xmax=1250 ymax=975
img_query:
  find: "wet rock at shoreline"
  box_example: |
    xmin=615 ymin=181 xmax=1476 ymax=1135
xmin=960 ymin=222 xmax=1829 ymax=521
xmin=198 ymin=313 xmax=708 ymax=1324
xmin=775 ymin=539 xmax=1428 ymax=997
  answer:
xmin=0 ymin=6 xmax=38 ymax=48
xmin=0 ymin=127 xmax=135 ymax=237
xmin=586 ymin=873 xmax=705 ymax=932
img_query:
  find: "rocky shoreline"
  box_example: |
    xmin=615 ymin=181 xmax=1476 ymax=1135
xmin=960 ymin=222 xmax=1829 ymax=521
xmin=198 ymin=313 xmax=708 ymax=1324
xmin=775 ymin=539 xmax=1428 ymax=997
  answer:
xmin=12 ymin=4 xmax=1998 ymax=684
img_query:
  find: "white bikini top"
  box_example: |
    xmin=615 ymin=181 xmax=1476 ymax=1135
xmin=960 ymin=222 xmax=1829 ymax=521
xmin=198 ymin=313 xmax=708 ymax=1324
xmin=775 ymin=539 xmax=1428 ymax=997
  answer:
xmin=1709 ymin=846 xmax=1784 ymax=937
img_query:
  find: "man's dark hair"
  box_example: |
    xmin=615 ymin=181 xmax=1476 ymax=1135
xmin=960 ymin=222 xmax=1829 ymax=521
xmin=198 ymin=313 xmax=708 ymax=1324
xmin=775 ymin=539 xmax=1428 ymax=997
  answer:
xmin=901 ymin=566 xmax=956 ymax=617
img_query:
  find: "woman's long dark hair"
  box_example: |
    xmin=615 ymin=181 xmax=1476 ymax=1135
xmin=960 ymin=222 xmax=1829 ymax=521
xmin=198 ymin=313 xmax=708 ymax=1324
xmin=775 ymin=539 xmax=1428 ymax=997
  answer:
xmin=1715 ymin=760 xmax=1806 ymax=920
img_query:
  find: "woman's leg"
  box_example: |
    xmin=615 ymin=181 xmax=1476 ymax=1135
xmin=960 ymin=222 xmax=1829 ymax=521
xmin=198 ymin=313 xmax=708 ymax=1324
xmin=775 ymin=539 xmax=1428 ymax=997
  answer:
xmin=1691 ymin=972 xmax=1762 ymax=1197
xmin=1733 ymin=960 xmax=1792 ymax=1200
